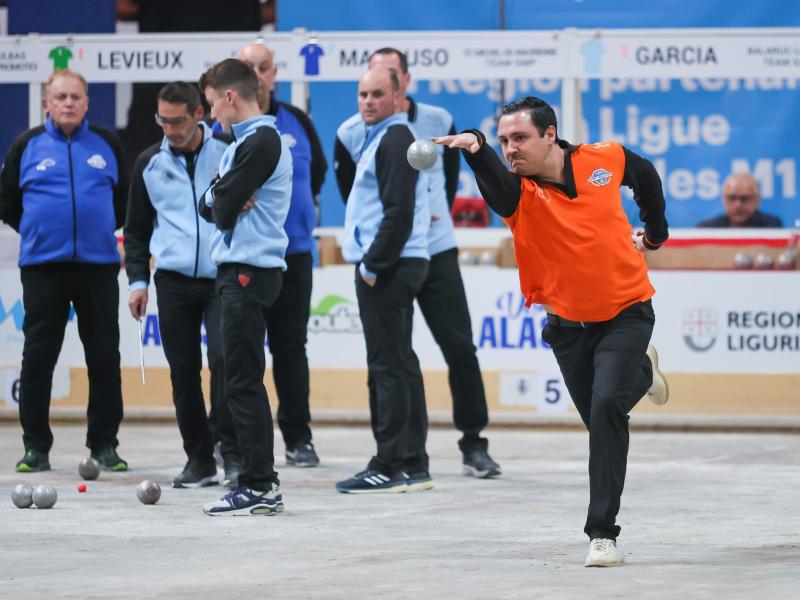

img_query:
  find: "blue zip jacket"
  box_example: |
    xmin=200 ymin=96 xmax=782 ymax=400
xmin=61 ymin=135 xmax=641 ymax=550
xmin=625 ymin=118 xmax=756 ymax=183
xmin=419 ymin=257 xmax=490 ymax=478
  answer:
xmin=124 ymin=123 xmax=232 ymax=288
xmin=0 ymin=117 xmax=127 ymax=266
xmin=201 ymin=115 xmax=292 ymax=269
xmin=212 ymin=94 xmax=327 ymax=255
xmin=342 ymin=113 xmax=430 ymax=272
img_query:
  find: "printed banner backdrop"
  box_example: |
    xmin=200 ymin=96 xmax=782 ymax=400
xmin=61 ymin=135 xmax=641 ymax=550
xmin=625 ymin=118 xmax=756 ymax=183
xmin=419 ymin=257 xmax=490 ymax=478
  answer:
xmin=274 ymin=0 xmax=800 ymax=231
xmin=0 ymin=267 xmax=797 ymax=376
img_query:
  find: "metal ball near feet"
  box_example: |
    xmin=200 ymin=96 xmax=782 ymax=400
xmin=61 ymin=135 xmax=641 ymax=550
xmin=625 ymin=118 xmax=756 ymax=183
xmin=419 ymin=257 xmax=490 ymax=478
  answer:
xmin=11 ymin=484 xmax=34 ymax=508
xmin=137 ymin=480 xmax=161 ymax=505
xmin=32 ymin=484 xmax=58 ymax=509
xmin=78 ymin=457 xmax=100 ymax=480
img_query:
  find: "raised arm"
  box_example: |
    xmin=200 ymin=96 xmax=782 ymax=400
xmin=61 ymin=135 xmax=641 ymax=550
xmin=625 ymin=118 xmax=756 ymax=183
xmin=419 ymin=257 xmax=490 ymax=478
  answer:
xmin=433 ymin=129 xmax=522 ymax=218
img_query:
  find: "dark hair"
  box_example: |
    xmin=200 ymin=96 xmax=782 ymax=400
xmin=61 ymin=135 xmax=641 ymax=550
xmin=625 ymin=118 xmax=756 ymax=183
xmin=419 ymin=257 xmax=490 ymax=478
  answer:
xmin=158 ymin=82 xmax=202 ymax=114
xmin=198 ymin=58 xmax=258 ymax=102
xmin=501 ymin=96 xmax=558 ymax=138
xmin=369 ymin=47 xmax=409 ymax=74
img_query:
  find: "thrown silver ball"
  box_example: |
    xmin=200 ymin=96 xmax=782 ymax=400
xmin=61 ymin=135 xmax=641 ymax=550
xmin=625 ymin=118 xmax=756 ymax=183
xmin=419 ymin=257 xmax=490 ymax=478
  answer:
xmin=406 ymin=140 xmax=438 ymax=170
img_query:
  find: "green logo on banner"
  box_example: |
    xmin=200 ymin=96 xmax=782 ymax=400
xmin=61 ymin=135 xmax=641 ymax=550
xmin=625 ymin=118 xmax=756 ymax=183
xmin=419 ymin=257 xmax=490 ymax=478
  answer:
xmin=48 ymin=46 xmax=74 ymax=71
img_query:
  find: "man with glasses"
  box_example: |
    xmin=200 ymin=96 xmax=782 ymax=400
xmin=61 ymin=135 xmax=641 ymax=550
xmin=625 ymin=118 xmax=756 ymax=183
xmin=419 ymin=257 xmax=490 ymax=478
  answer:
xmin=698 ymin=173 xmax=783 ymax=227
xmin=124 ymin=82 xmax=237 ymax=488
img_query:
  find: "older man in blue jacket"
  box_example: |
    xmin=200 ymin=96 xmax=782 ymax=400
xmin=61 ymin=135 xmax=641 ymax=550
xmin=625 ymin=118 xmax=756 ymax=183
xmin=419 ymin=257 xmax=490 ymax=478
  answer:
xmin=0 ymin=70 xmax=128 ymax=473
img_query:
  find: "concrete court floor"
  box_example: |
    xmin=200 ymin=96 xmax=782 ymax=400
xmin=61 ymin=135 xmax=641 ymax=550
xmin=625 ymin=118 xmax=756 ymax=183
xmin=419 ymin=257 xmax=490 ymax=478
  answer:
xmin=0 ymin=423 xmax=798 ymax=599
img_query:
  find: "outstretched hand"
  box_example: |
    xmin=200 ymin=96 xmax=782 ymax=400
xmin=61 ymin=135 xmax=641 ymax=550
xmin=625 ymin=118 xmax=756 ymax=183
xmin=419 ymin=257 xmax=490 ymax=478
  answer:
xmin=432 ymin=132 xmax=481 ymax=154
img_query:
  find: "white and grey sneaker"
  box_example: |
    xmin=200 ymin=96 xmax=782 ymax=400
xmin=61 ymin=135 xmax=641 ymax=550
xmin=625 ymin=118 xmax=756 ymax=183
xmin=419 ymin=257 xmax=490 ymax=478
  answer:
xmin=644 ymin=344 xmax=669 ymax=405
xmin=584 ymin=538 xmax=624 ymax=567
xmin=202 ymin=483 xmax=284 ymax=516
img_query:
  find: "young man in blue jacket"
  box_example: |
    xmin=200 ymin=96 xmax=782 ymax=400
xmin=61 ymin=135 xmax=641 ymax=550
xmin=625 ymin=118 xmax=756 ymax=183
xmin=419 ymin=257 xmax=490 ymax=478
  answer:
xmin=335 ymin=48 xmax=501 ymax=479
xmin=198 ymin=59 xmax=292 ymax=516
xmin=336 ymin=67 xmax=432 ymax=494
xmin=0 ymin=70 xmax=128 ymax=473
xmin=236 ymin=43 xmax=327 ymax=468
xmin=124 ymin=82 xmax=238 ymax=489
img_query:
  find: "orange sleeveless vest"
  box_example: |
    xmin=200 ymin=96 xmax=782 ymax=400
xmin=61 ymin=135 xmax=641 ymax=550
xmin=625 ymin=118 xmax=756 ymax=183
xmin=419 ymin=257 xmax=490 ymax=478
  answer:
xmin=503 ymin=141 xmax=654 ymax=321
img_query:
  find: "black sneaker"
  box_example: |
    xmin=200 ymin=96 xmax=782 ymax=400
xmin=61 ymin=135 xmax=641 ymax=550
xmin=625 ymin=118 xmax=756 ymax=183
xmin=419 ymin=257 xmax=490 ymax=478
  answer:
xmin=15 ymin=449 xmax=51 ymax=473
xmin=285 ymin=442 xmax=320 ymax=468
xmin=462 ymin=448 xmax=501 ymax=479
xmin=91 ymin=446 xmax=128 ymax=472
xmin=172 ymin=460 xmax=219 ymax=489
xmin=222 ymin=456 xmax=240 ymax=490
xmin=336 ymin=468 xmax=407 ymax=494
xmin=405 ymin=470 xmax=434 ymax=492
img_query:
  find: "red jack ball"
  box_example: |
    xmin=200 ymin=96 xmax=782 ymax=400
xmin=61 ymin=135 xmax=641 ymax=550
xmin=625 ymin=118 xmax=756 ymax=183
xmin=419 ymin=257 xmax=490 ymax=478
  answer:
xmin=77 ymin=483 xmax=87 ymax=493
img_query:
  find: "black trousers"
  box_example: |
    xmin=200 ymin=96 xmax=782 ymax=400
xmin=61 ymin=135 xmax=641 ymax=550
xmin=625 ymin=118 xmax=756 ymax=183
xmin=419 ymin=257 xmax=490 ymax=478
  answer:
xmin=356 ymin=258 xmax=429 ymax=476
xmin=154 ymin=270 xmax=226 ymax=465
xmin=417 ymin=248 xmax=488 ymax=452
xmin=267 ymin=251 xmax=313 ymax=449
xmin=19 ymin=262 xmax=123 ymax=454
xmin=542 ymin=300 xmax=655 ymax=541
xmin=216 ymin=263 xmax=282 ymax=491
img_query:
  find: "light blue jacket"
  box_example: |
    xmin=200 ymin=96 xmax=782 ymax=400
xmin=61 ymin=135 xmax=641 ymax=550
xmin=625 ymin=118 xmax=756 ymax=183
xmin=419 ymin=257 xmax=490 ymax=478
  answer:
xmin=342 ymin=113 xmax=430 ymax=269
xmin=337 ymin=101 xmax=456 ymax=256
xmin=125 ymin=123 xmax=229 ymax=289
xmin=204 ymin=115 xmax=292 ymax=269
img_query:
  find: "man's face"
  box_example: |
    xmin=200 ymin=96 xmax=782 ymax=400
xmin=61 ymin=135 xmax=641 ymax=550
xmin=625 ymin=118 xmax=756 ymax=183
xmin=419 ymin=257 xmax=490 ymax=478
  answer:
xmin=156 ymin=100 xmax=200 ymax=149
xmin=723 ymin=177 xmax=761 ymax=226
xmin=205 ymin=87 xmax=234 ymax=131
xmin=358 ymin=69 xmax=398 ymax=125
xmin=238 ymin=44 xmax=277 ymax=106
xmin=44 ymin=75 xmax=89 ymax=133
xmin=368 ymin=52 xmax=410 ymax=96
xmin=497 ymin=111 xmax=556 ymax=176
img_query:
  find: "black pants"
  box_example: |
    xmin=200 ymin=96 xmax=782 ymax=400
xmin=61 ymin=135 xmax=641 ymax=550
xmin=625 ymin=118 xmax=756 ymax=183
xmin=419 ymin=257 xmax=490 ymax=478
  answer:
xmin=216 ymin=263 xmax=282 ymax=491
xmin=19 ymin=262 xmax=123 ymax=454
xmin=154 ymin=270 xmax=226 ymax=465
xmin=356 ymin=259 xmax=429 ymax=476
xmin=542 ymin=300 xmax=655 ymax=541
xmin=417 ymin=248 xmax=488 ymax=453
xmin=267 ymin=252 xmax=313 ymax=449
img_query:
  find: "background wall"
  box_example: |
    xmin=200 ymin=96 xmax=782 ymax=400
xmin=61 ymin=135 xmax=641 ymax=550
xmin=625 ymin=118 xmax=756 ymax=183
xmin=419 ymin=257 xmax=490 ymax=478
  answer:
xmin=277 ymin=0 xmax=800 ymax=229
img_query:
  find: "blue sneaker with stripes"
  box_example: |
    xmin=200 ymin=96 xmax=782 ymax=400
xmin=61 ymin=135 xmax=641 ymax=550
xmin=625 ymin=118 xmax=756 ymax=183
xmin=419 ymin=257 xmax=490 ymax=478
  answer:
xmin=202 ymin=483 xmax=284 ymax=516
xmin=335 ymin=468 xmax=407 ymax=494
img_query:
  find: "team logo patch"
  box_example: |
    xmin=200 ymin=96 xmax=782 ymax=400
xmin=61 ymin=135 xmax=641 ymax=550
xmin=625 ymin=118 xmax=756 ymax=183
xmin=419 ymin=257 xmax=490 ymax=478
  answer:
xmin=281 ymin=133 xmax=297 ymax=149
xmin=87 ymin=154 xmax=107 ymax=169
xmin=36 ymin=158 xmax=55 ymax=171
xmin=588 ymin=168 xmax=612 ymax=186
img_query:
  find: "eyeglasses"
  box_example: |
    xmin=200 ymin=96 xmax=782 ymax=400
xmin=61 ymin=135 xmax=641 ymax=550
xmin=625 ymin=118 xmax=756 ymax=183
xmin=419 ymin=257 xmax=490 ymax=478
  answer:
xmin=154 ymin=114 xmax=190 ymax=126
xmin=724 ymin=194 xmax=756 ymax=203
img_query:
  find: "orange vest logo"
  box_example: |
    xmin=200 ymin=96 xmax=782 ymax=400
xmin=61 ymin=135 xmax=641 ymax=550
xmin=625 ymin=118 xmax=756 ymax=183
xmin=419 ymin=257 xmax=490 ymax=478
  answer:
xmin=587 ymin=168 xmax=612 ymax=186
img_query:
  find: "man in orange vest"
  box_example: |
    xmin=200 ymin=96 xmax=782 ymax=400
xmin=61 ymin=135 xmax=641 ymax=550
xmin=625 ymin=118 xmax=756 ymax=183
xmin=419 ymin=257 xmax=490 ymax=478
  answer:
xmin=434 ymin=96 xmax=669 ymax=568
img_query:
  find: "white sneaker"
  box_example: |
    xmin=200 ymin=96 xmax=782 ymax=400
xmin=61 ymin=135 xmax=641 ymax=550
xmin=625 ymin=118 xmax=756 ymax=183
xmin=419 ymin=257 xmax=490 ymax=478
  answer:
xmin=584 ymin=538 xmax=624 ymax=567
xmin=643 ymin=344 xmax=669 ymax=405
